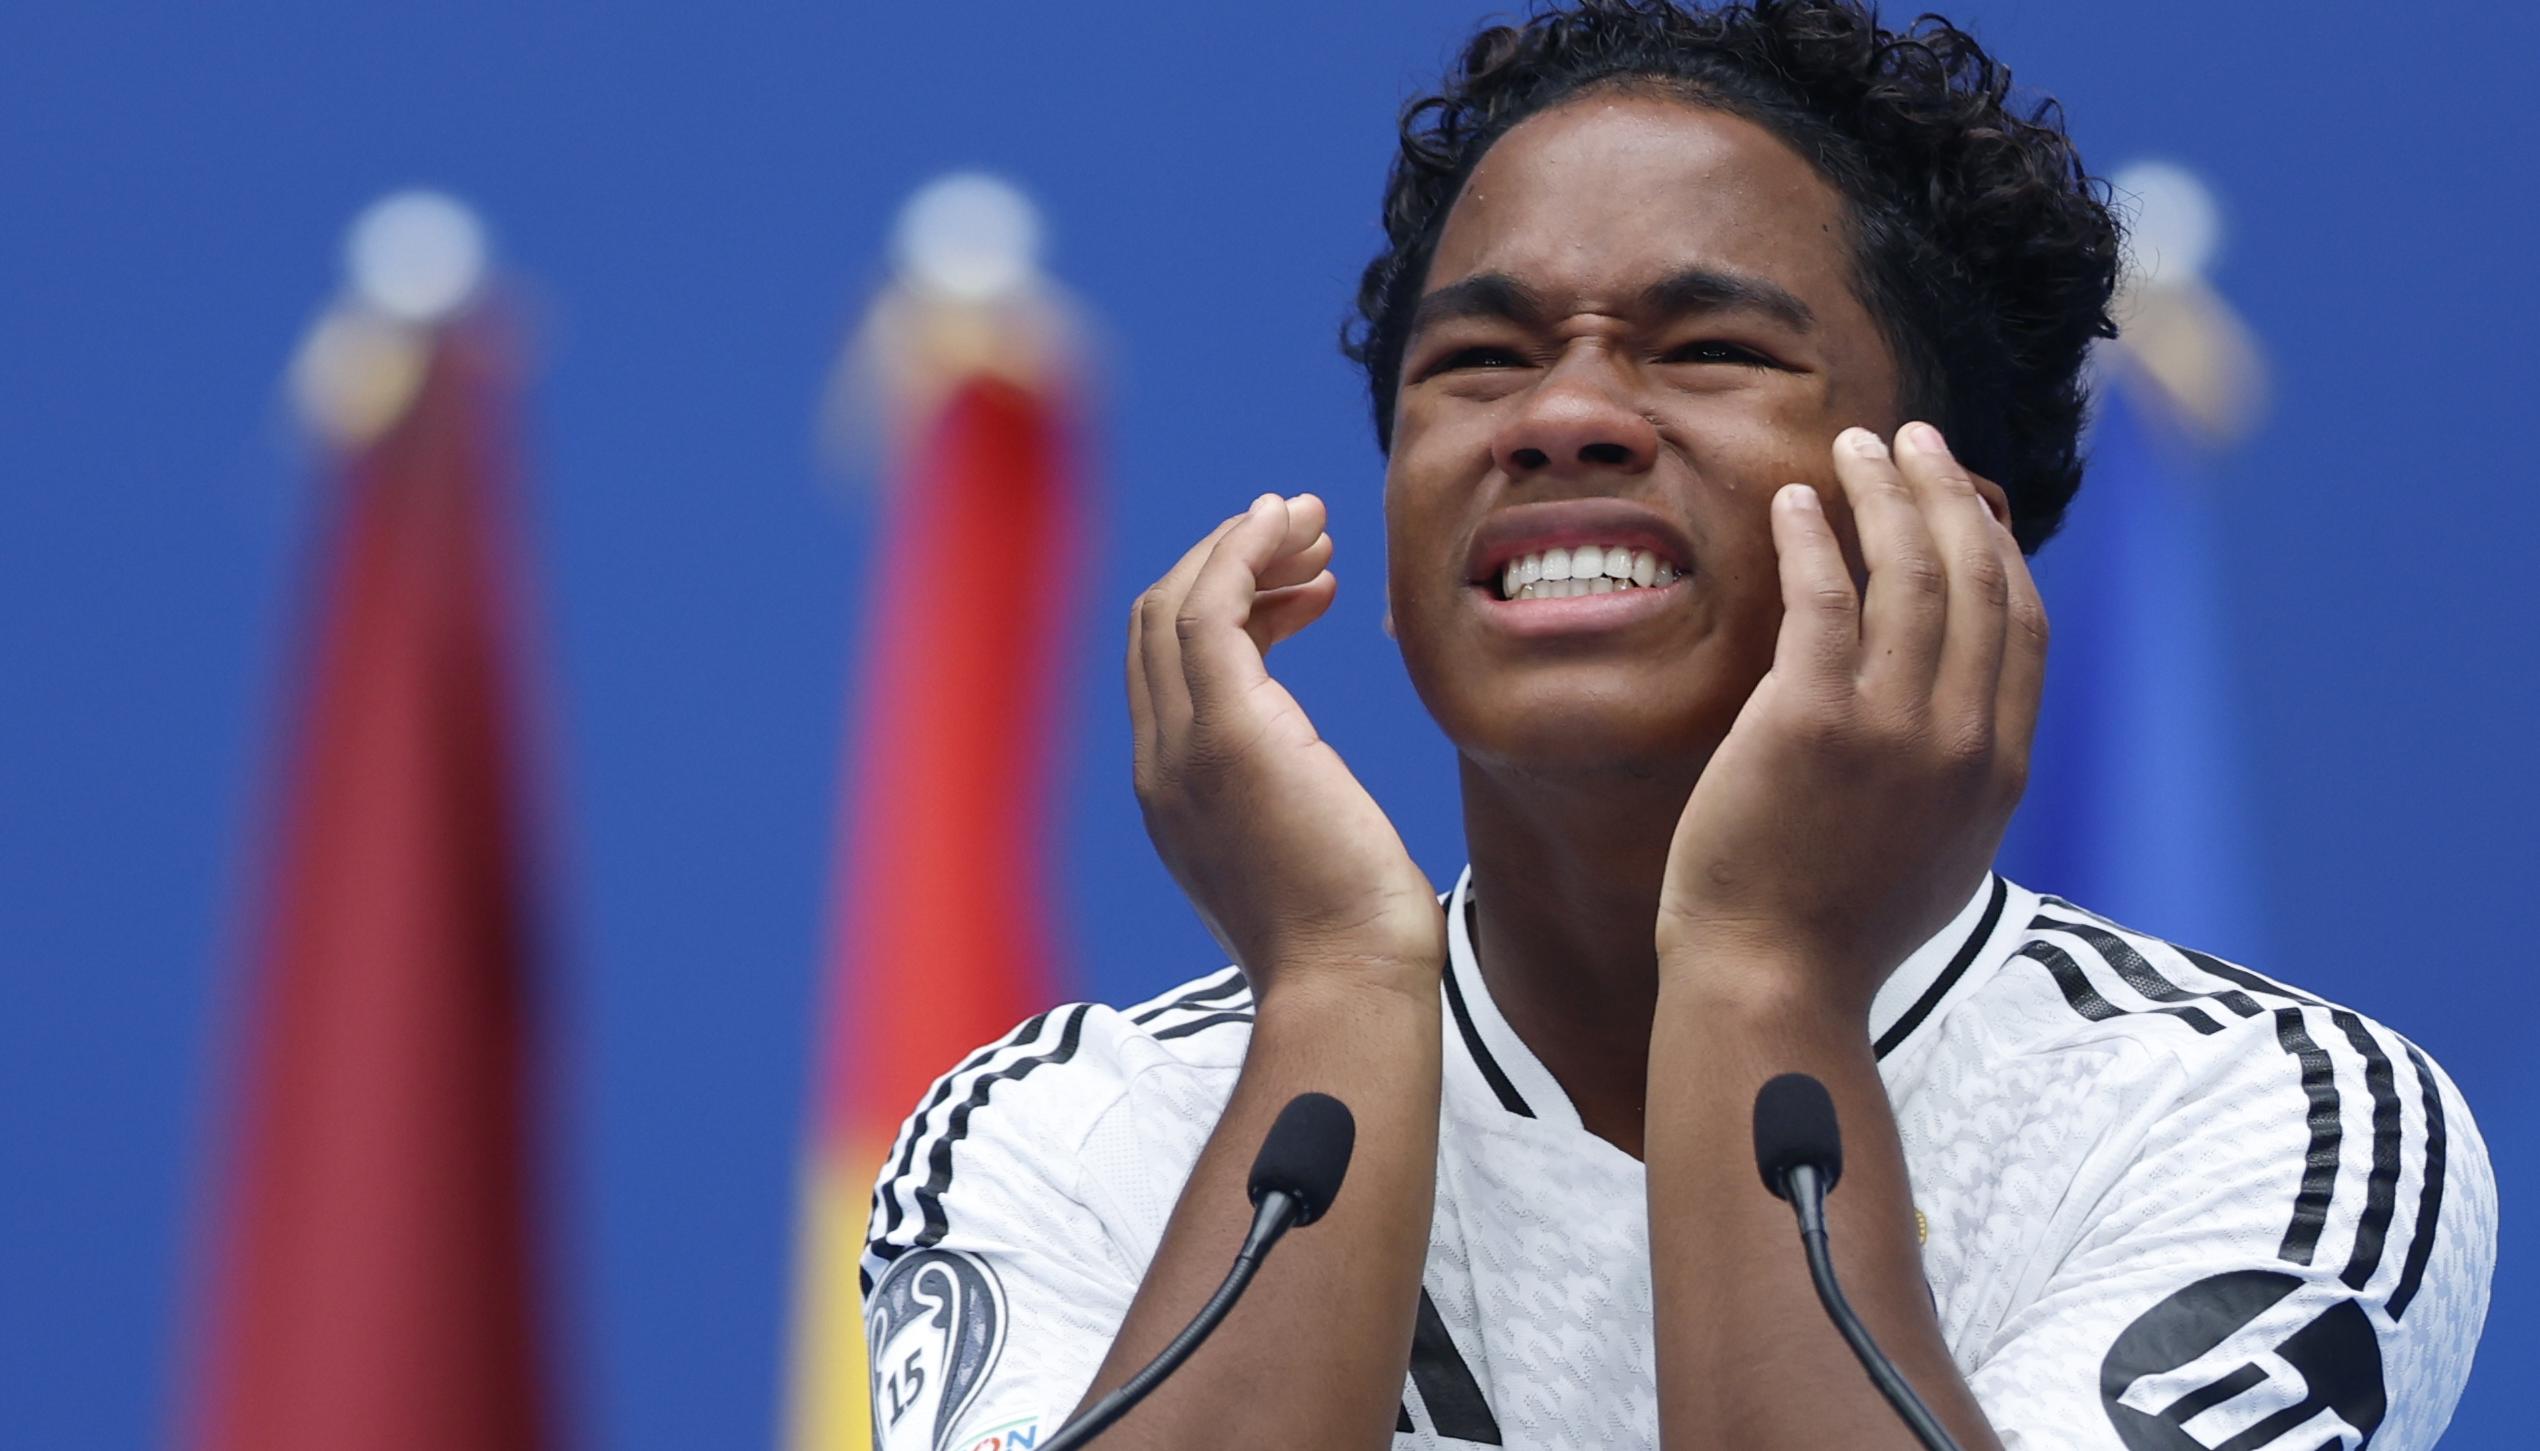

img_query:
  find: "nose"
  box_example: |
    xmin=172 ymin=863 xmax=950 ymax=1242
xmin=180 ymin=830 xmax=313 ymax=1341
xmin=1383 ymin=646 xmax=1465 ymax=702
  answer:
xmin=1490 ymin=348 xmax=1659 ymax=478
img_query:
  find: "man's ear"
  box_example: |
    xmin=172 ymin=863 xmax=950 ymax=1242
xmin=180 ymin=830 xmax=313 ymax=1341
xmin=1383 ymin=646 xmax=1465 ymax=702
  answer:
xmin=1381 ymin=606 xmax=1396 ymax=640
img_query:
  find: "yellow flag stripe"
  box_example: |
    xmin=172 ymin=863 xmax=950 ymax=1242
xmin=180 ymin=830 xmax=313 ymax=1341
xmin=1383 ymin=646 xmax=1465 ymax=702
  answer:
xmin=783 ymin=1158 xmax=876 ymax=1451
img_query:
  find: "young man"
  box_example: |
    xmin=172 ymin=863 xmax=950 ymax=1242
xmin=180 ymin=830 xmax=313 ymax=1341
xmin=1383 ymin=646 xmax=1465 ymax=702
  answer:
xmin=861 ymin=3 xmax=2494 ymax=1447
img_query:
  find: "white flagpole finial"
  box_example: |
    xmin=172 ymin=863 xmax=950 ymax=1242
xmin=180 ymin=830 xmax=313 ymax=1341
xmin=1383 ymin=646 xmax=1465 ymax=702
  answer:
xmin=892 ymin=172 xmax=1044 ymax=301
xmin=2105 ymin=160 xmax=2266 ymax=444
xmin=347 ymin=189 xmax=490 ymax=324
xmin=290 ymin=189 xmax=494 ymax=445
xmin=2113 ymin=159 xmax=2222 ymax=290
xmin=822 ymin=173 xmax=1087 ymax=483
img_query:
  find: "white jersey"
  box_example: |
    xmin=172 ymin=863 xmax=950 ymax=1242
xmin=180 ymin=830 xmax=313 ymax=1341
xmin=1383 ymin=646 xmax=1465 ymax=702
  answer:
xmin=861 ymin=870 xmax=2494 ymax=1451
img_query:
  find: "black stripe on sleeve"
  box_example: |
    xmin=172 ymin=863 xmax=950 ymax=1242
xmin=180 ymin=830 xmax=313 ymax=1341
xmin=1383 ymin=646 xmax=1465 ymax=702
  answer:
xmin=2273 ymin=1007 xmax=2343 ymax=1267
xmin=2173 ymin=944 xmax=2325 ymax=1009
xmin=1443 ymin=953 xmax=1531 ymax=1118
xmin=2330 ymin=1010 xmax=2403 ymax=1293
xmin=2021 ymin=941 xmax=2225 ymax=1035
xmin=2153 ymin=943 xmax=2366 ymax=1276
xmin=908 ymin=1004 xmax=1093 ymax=1252
xmin=2388 ymin=1040 xmax=2450 ymax=1321
xmin=1151 ymin=1010 xmax=1255 ymax=1042
xmin=2044 ymin=918 xmax=2263 ymax=1023
xmin=2021 ymin=918 xmax=2367 ymax=1279
xmin=1130 ymin=967 xmax=1249 ymax=1025
xmin=1874 ymin=875 xmax=2007 ymax=1060
xmin=875 ymin=1009 xmax=1053 ymax=1247
xmin=2024 ymin=940 xmax=2119 ymax=1020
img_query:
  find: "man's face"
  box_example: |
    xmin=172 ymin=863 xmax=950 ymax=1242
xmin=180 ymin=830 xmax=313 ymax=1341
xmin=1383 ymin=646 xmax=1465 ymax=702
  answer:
xmin=1385 ymin=92 xmax=1904 ymax=778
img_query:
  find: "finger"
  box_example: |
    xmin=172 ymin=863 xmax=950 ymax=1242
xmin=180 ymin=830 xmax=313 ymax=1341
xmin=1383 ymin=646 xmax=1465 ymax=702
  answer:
xmin=1138 ymin=509 xmax=1253 ymax=740
xmin=1255 ymin=530 xmax=1333 ymax=593
xmin=1767 ymin=482 xmax=1859 ymax=691
xmin=1830 ymin=426 xmax=1946 ymax=690
xmin=1245 ymin=570 xmax=1339 ymax=655
xmin=1993 ymin=514 xmax=2050 ymax=774
xmin=1126 ymin=592 xmax=1154 ymax=753
xmin=1893 ymin=422 xmax=2009 ymax=725
xmin=1154 ymin=507 xmax=1254 ymax=603
xmin=1251 ymin=493 xmax=1330 ymax=592
xmin=1178 ymin=493 xmax=1301 ymax=711
xmin=1137 ymin=577 xmax=1195 ymax=744
xmin=1278 ymin=492 xmax=1329 ymax=553
xmin=1149 ymin=495 xmax=1310 ymax=608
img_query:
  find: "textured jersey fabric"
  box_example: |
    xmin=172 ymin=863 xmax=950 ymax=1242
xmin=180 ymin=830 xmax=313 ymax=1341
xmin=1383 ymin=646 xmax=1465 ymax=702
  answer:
xmin=861 ymin=869 xmax=2493 ymax=1451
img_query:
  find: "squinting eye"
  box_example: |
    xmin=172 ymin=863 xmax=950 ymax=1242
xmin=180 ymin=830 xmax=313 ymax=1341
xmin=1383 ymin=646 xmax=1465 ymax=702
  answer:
xmin=1435 ymin=346 xmax=1528 ymax=372
xmin=1667 ymin=341 xmax=1772 ymax=367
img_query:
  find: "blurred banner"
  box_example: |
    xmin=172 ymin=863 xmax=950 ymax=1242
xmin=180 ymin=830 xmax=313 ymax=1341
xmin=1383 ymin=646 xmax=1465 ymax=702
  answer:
xmin=182 ymin=196 xmax=557 ymax=1451
xmin=1999 ymin=161 xmax=2269 ymax=959
xmin=785 ymin=177 xmax=1084 ymax=1451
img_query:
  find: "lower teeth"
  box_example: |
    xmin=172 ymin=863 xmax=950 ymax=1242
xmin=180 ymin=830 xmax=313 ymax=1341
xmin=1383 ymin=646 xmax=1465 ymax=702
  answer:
xmin=1511 ymin=577 xmax=1636 ymax=600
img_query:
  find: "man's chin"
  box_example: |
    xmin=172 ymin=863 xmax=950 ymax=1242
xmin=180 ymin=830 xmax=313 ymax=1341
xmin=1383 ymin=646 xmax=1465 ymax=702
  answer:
xmin=1449 ymin=709 xmax=1728 ymax=787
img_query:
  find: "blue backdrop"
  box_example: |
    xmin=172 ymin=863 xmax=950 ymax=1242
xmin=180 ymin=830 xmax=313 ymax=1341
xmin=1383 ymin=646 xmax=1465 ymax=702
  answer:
xmin=4 ymin=3 xmax=2531 ymax=1446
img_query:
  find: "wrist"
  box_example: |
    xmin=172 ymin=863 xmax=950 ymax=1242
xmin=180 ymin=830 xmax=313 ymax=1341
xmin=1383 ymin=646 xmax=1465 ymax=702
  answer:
xmin=1253 ymin=956 xmax=1442 ymax=1019
xmin=1654 ymin=940 xmax=1875 ymax=1032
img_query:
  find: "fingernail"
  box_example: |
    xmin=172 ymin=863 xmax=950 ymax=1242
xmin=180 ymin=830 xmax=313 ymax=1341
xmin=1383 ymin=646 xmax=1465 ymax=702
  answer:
xmin=1844 ymin=428 xmax=1887 ymax=458
xmin=1783 ymin=483 xmax=1821 ymax=511
xmin=1903 ymin=421 xmax=1948 ymax=457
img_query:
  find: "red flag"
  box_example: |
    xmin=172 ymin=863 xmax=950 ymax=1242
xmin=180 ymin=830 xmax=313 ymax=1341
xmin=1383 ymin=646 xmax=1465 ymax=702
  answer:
xmin=786 ymin=360 xmax=1081 ymax=1449
xmin=186 ymin=310 xmax=555 ymax=1451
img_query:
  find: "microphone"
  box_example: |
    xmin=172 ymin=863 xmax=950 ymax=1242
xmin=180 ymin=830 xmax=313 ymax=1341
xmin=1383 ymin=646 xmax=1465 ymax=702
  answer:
xmin=1752 ymin=1073 xmax=1965 ymax=1451
xmin=1040 ymin=1092 xmax=1356 ymax=1451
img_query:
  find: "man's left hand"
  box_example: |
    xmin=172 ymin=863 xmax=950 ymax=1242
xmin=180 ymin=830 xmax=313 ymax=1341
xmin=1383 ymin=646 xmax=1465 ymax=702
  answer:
xmin=1654 ymin=422 xmax=2046 ymax=1021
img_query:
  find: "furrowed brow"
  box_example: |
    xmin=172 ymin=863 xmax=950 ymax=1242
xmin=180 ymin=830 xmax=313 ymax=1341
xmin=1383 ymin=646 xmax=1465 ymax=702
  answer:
xmin=1407 ymin=272 xmax=1550 ymax=340
xmin=1636 ymin=266 xmax=1816 ymax=333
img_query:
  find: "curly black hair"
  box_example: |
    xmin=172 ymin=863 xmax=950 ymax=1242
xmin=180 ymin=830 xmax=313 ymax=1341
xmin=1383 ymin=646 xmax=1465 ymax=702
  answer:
xmin=1344 ymin=0 xmax=2122 ymax=552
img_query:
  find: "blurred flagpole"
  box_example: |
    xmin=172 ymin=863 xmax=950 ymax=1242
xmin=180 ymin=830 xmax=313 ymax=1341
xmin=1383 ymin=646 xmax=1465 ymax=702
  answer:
xmin=182 ymin=193 xmax=558 ymax=1451
xmin=785 ymin=175 xmax=1089 ymax=1451
xmin=1998 ymin=160 xmax=2271 ymax=958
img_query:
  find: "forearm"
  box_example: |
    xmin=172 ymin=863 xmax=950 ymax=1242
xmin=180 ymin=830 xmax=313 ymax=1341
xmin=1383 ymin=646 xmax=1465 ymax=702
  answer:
xmin=1071 ymin=968 xmax=1442 ymax=1451
xmin=1644 ymin=967 xmax=2002 ymax=1451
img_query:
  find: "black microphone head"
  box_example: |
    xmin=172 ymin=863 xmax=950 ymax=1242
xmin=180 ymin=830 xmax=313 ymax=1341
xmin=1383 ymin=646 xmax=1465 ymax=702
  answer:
xmin=1247 ymin=1092 xmax=1355 ymax=1226
xmin=1753 ymin=1072 xmax=1843 ymax=1200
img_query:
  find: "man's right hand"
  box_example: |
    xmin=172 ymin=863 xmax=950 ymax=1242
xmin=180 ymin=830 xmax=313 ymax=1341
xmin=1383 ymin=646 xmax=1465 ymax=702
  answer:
xmin=1127 ymin=492 xmax=1447 ymax=992
xmin=1092 ymin=492 xmax=1447 ymax=1451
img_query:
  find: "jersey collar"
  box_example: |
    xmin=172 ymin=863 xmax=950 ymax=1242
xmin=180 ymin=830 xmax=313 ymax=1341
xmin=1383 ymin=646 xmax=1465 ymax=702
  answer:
xmin=1440 ymin=865 xmax=2024 ymax=1128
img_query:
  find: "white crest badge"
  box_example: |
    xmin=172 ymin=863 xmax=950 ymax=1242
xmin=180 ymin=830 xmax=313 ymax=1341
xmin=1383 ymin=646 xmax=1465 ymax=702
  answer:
xmin=866 ymin=1248 xmax=1010 ymax=1451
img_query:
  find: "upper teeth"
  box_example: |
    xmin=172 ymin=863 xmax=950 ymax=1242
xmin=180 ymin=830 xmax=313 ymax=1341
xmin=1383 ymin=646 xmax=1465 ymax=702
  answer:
xmin=1499 ymin=545 xmax=1679 ymax=600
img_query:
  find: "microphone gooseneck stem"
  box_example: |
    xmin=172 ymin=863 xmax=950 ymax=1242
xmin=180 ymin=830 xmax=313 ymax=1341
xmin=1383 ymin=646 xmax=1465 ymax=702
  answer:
xmin=1783 ymin=1165 xmax=1966 ymax=1451
xmin=1038 ymin=1191 xmax=1300 ymax=1451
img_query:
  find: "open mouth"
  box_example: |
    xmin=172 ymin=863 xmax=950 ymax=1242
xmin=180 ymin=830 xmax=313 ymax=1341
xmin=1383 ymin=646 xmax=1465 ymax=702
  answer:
xmin=1489 ymin=544 xmax=1682 ymax=600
